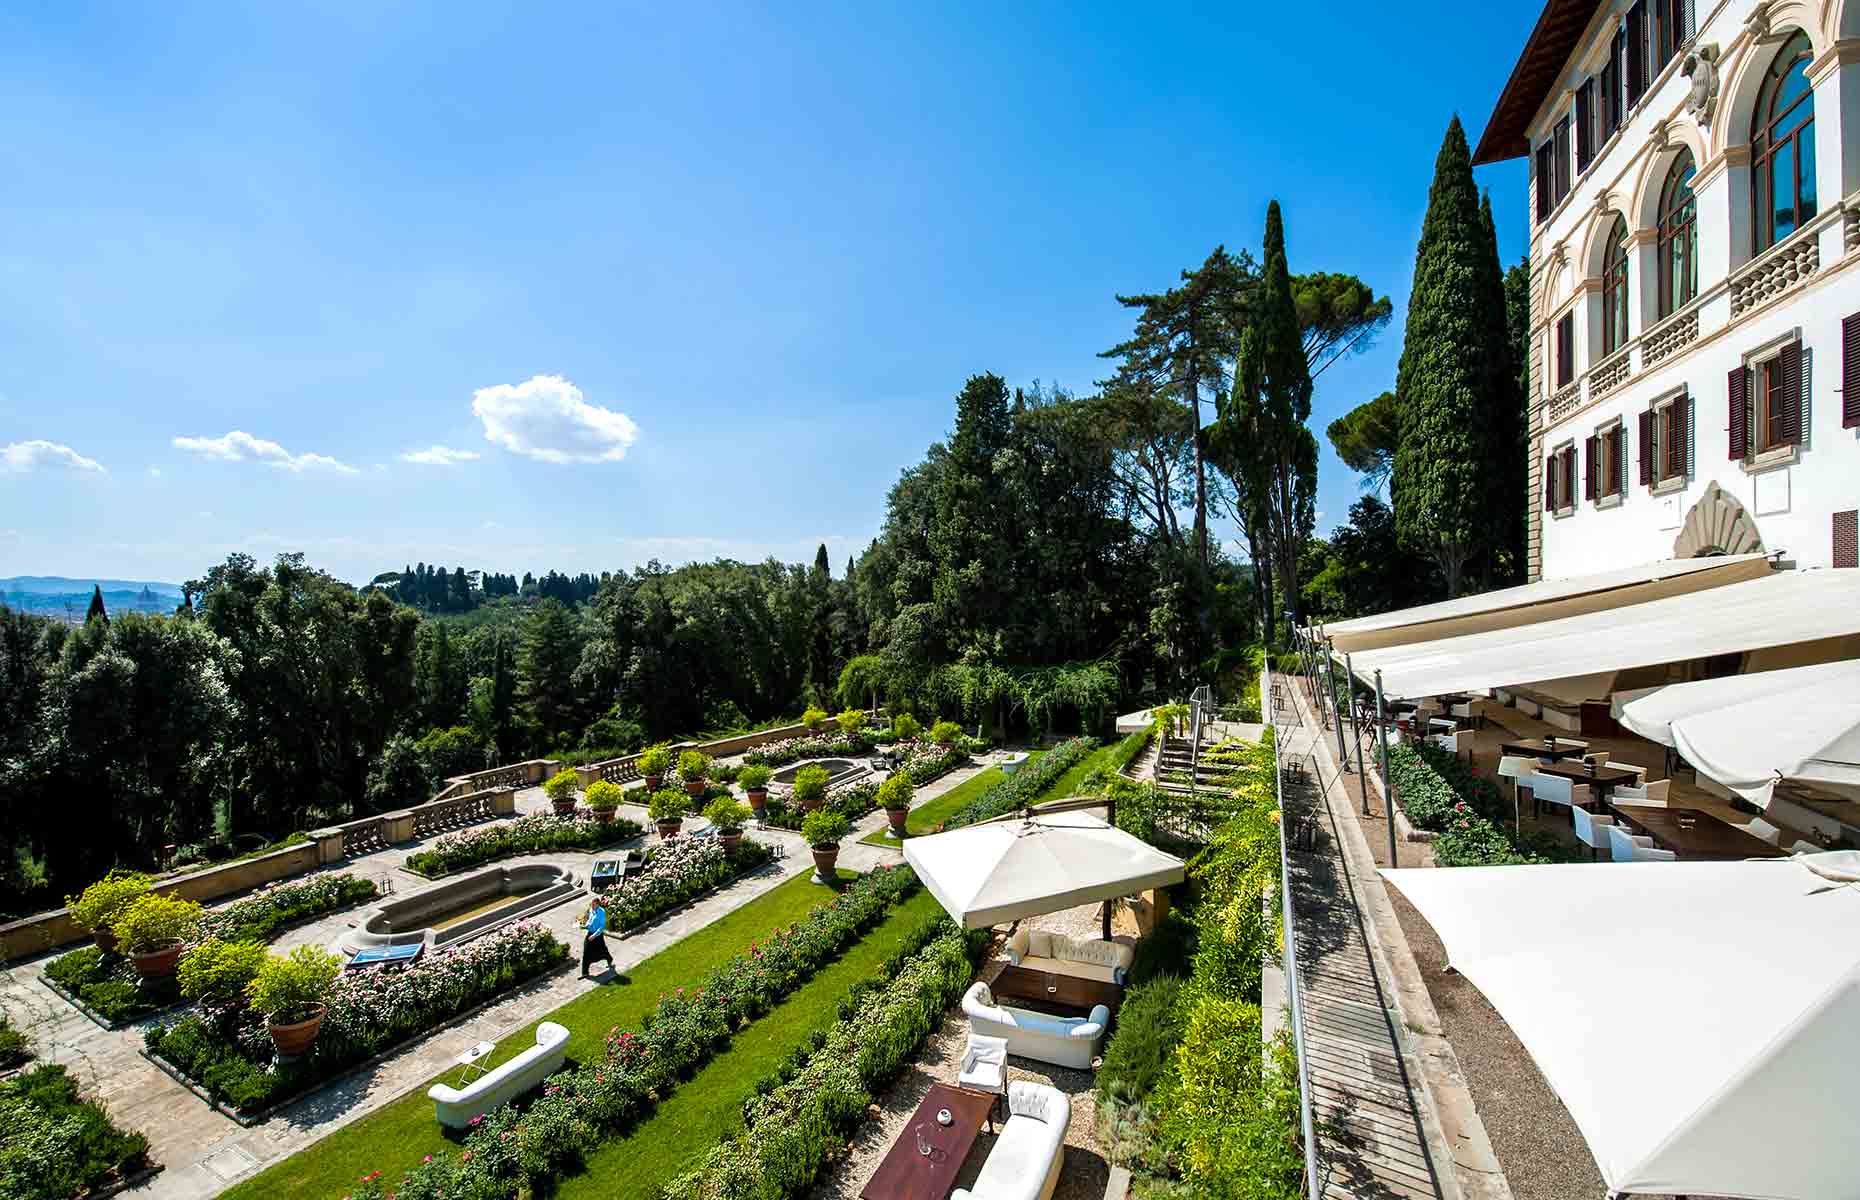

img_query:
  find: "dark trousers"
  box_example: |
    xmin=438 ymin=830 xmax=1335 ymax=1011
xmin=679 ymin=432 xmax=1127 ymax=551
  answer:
xmin=581 ymin=933 xmax=612 ymax=973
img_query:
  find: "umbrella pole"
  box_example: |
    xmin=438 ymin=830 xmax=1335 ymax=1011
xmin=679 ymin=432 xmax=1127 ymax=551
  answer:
xmin=1102 ymin=900 xmax=1112 ymax=941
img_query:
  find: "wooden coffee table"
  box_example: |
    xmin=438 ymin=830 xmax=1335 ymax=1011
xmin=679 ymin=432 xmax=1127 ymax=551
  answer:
xmin=861 ymin=1083 xmax=995 ymax=1200
xmin=991 ymin=965 xmax=1121 ymax=1017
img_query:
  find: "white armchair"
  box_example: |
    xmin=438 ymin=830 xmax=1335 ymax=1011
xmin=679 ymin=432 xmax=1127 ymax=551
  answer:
xmin=1614 ymin=779 xmax=1671 ymax=803
xmin=1604 ymin=823 xmax=1673 ymax=863
xmin=959 ymin=1032 xmax=1009 ymax=1127
xmin=1006 ymin=927 xmax=1133 ymax=985
xmin=1572 ymin=805 xmax=1616 ymax=861
xmin=962 ymin=981 xmax=1109 ymax=1070
xmin=953 ymin=1081 xmax=1069 ymax=1200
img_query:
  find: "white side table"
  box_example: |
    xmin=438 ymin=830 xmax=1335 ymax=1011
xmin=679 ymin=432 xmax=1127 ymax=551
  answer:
xmin=453 ymin=1040 xmax=496 ymax=1088
xmin=958 ymin=1033 xmax=1009 ymax=1130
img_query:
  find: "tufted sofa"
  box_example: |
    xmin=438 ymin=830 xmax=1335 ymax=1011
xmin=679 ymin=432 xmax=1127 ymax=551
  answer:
xmin=1006 ymin=927 xmax=1134 ymax=985
xmin=961 ymin=982 xmax=1109 ymax=1070
xmin=953 ymin=1080 xmax=1069 ymax=1200
xmin=429 ymin=1021 xmax=570 ymax=1129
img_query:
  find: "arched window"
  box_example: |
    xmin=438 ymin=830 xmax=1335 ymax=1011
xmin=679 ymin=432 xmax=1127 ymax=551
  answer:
xmin=1601 ymin=217 xmax=1629 ymax=356
xmin=1657 ymin=152 xmax=1698 ymax=316
xmin=1751 ymin=30 xmax=1816 ymax=254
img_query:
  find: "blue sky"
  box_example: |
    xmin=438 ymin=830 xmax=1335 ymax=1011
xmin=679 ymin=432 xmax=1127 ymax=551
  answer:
xmin=0 ymin=1 xmax=1533 ymax=585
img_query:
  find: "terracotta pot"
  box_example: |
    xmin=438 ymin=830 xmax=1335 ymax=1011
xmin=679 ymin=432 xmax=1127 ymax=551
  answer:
xmin=645 ymin=773 xmax=664 ymax=791
xmin=92 ymin=927 xmax=119 ymax=954
xmin=591 ymin=807 xmax=616 ymax=824
xmin=747 ymin=788 xmax=767 ymax=816
xmin=684 ymin=779 xmax=707 ymax=798
xmin=551 ymin=797 xmax=578 ymax=817
xmin=657 ymin=818 xmax=683 ymax=839
xmin=810 ymin=845 xmax=840 ymax=880
xmin=268 ymin=1004 xmax=327 ymax=1057
xmin=885 ymin=807 xmax=909 ymax=836
xmin=720 ymin=829 xmax=743 ymax=854
xmin=799 ymin=795 xmax=823 ymax=814
xmin=129 ymin=939 xmax=184 ymax=978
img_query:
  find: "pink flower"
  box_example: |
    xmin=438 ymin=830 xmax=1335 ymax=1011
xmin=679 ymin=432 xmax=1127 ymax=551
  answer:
xmin=422 ymin=1155 xmax=433 ymax=1164
xmin=462 ymin=1151 xmax=472 ymax=1162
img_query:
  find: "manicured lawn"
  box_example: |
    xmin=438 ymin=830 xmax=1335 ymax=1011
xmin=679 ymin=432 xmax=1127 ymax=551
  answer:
xmin=220 ymin=868 xmax=868 ymax=1200
xmin=1042 ymin=737 xmax=1136 ymax=801
xmin=859 ymin=752 xmax=1044 ymax=846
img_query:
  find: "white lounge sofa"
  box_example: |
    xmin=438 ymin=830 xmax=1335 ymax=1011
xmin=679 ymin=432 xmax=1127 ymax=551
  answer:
xmin=1006 ymin=927 xmax=1133 ymax=985
xmin=953 ymin=1081 xmax=1069 ymax=1200
xmin=428 ymin=1021 xmax=570 ymax=1129
xmin=962 ymin=982 xmax=1109 ymax=1070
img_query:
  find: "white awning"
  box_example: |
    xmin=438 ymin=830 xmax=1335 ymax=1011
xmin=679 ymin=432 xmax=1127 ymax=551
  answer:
xmin=1341 ymin=570 xmax=1860 ymax=700
xmin=1384 ymin=855 xmax=1860 ymax=1200
xmin=1316 ymin=554 xmax=1770 ymax=653
xmin=902 ymin=811 xmax=1185 ymax=929
xmin=1614 ymin=660 xmax=1860 ymax=804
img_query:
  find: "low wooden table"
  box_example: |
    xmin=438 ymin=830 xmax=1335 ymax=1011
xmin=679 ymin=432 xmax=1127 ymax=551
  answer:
xmin=1501 ymin=738 xmax=1589 ymax=762
xmin=861 ymin=1083 xmax=995 ymax=1200
xmin=1614 ymin=805 xmax=1788 ymax=861
xmin=991 ymin=965 xmax=1121 ymax=1017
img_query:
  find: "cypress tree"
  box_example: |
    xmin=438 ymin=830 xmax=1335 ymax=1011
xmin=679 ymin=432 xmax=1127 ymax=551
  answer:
xmin=1479 ymin=191 xmax=1527 ymax=586
xmin=1393 ymin=117 xmax=1498 ymax=597
xmin=85 ymin=584 xmax=108 ymax=625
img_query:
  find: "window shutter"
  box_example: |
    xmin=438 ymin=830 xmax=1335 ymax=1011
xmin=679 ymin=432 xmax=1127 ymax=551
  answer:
xmin=1553 ymin=118 xmax=1571 ymax=201
xmin=1615 ymin=428 xmax=1628 ymax=494
xmin=1681 ymin=0 xmax=1696 ymax=41
xmin=1626 ymin=2 xmax=1647 ymax=105
xmin=1639 ymin=410 xmax=1655 ymax=485
xmin=1603 ymin=33 xmax=1623 ymax=136
xmin=1536 ymin=145 xmax=1552 ymax=224
xmin=1728 ymin=365 xmax=1749 ymax=459
xmin=1671 ymin=396 xmax=1689 ymax=479
xmin=1836 ymin=511 xmax=1859 ymax=570
xmin=1584 ymin=436 xmax=1598 ymax=500
xmin=1779 ymin=342 xmax=1803 ymax=444
xmin=1564 ymin=447 xmax=1577 ymax=507
xmin=1844 ymin=312 xmax=1860 ymax=429
xmin=1544 ymin=456 xmax=1557 ymax=510
xmin=1576 ymin=82 xmax=1594 ymax=172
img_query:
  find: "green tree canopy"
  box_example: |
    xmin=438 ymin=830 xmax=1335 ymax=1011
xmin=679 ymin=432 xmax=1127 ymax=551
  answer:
xmin=1327 ymin=390 xmax=1401 ymax=488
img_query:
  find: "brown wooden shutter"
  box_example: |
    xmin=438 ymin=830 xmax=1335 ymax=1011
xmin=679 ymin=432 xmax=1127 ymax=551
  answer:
xmin=1576 ymin=82 xmax=1594 ymax=172
xmin=1584 ymin=436 xmax=1598 ymax=500
xmin=1603 ymin=34 xmax=1623 ymax=136
xmin=1670 ymin=397 xmax=1688 ymax=479
xmin=1544 ymin=456 xmax=1557 ymax=510
xmin=1779 ymin=342 xmax=1802 ymax=444
xmin=1844 ymin=313 xmax=1860 ymax=429
xmin=1614 ymin=427 xmax=1627 ymax=493
xmin=1536 ymin=145 xmax=1552 ymax=224
xmin=1639 ymin=411 xmax=1655 ymax=485
xmin=1563 ymin=447 xmax=1577 ymax=507
xmin=1626 ymin=2 xmax=1647 ymax=103
xmin=1728 ymin=365 xmax=1749 ymax=459
xmin=1836 ymin=511 xmax=1859 ymax=570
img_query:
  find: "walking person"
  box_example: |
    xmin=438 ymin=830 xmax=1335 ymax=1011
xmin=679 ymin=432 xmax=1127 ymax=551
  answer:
xmin=580 ymin=893 xmax=613 ymax=977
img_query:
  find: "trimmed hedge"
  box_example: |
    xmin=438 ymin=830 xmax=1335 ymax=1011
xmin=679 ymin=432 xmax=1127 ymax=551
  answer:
xmin=405 ymin=812 xmax=645 ymax=877
xmin=44 ymin=947 xmax=181 ymax=1026
xmin=0 ymin=1064 xmax=150 ymax=1199
xmin=943 ymin=736 xmax=1097 ymax=829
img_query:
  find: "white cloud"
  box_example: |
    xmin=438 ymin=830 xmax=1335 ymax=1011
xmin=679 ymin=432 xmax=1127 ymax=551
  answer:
xmin=172 ymin=431 xmax=357 ymax=474
xmin=400 ymin=445 xmax=482 ymax=466
xmin=471 ymin=374 xmax=639 ymax=464
xmin=1 ymin=440 xmax=106 ymax=473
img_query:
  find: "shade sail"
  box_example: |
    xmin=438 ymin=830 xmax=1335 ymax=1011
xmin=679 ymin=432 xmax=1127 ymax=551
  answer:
xmin=902 ymin=812 xmax=1185 ymax=928
xmin=1384 ymin=856 xmax=1860 ymax=1200
xmin=1315 ymin=554 xmax=1769 ymax=653
xmin=1341 ymin=570 xmax=1860 ymax=700
xmin=1614 ymin=660 xmax=1860 ymax=804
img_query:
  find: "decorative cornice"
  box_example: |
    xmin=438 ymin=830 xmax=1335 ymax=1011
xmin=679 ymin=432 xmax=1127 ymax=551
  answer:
xmin=1807 ymin=39 xmax=1860 ymax=83
xmin=1744 ymin=1 xmax=1772 ymax=42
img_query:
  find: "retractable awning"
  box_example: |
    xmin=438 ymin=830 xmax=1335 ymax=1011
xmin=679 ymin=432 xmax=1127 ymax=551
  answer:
xmin=1385 ymin=855 xmax=1860 ymax=1200
xmin=1316 ymin=554 xmax=1770 ymax=653
xmin=1340 ymin=570 xmax=1860 ymax=701
xmin=1614 ymin=660 xmax=1860 ymax=804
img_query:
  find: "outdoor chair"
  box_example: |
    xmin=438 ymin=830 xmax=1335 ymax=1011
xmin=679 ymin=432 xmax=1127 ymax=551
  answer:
xmin=1497 ymin=755 xmax=1536 ymax=801
xmin=1606 ymin=823 xmax=1656 ymax=863
xmin=1572 ymin=806 xmax=1617 ymax=860
xmin=1528 ymin=773 xmax=1580 ymax=821
xmin=1745 ymin=818 xmax=1783 ymax=845
xmin=958 ymin=1032 xmax=1010 ymax=1129
xmin=952 ymin=1081 xmax=1069 ymax=1200
xmin=1604 ymin=761 xmax=1648 ymax=784
xmin=1614 ymin=779 xmax=1671 ymax=803
xmin=1449 ymin=701 xmax=1478 ymax=728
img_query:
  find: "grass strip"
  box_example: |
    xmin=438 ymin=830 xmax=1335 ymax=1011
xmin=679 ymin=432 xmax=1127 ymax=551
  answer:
xmin=220 ymin=869 xmax=857 ymax=1200
xmin=860 ymin=750 xmax=1061 ymax=845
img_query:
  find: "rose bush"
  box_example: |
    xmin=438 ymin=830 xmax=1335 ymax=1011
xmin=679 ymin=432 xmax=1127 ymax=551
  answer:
xmin=405 ymin=812 xmax=643 ymax=877
xmin=602 ymin=835 xmax=773 ymax=930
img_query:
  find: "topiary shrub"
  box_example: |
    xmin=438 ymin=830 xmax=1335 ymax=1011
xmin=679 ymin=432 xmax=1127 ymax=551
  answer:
xmin=702 ymin=796 xmax=749 ymax=831
xmin=790 ymin=764 xmax=829 ymax=810
xmin=648 ymin=787 xmax=687 ymax=824
xmin=542 ymin=769 xmax=580 ymax=807
xmin=890 ymin=712 xmax=921 ymax=741
xmin=737 ymin=764 xmax=772 ymax=791
xmin=636 ymin=743 xmax=674 ymax=780
xmin=246 ymin=944 xmax=341 ymax=1025
xmin=835 ymin=708 xmax=865 ymax=738
xmin=110 ymin=894 xmax=201 ymax=953
xmin=800 ymin=705 xmax=829 ymax=733
xmin=677 ymin=750 xmax=711 ymax=781
xmin=584 ymin=780 xmax=624 ymax=811
xmin=799 ymin=809 xmax=849 ymax=849
xmin=178 ymin=937 xmax=268 ymax=1006
xmin=876 ymin=772 xmax=913 ymax=812
xmin=66 ymin=870 xmax=150 ymax=934
xmin=929 ymin=719 xmax=962 ymax=747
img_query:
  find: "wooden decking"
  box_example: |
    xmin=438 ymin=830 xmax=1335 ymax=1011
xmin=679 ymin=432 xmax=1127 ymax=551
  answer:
xmin=1274 ymin=699 xmax=1449 ymax=1200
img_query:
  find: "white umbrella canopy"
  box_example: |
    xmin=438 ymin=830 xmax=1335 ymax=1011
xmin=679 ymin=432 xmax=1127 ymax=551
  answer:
xmin=902 ymin=811 xmax=1185 ymax=929
xmin=1614 ymin=660 xmax=1860 ymax=804
xmin=1384 ymin=856 xmax=1860 ymax=1200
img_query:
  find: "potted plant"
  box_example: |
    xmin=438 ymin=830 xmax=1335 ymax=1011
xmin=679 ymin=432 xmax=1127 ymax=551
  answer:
xmin=738 ymin=764 xmax=772 ymax=818
xmin=178 ymin=936 xmax=267 ymax=1007
xmin=876 ymin=772 xmax=914 ymax=839
xmin=543 ymin=768 xmax=581 ymax=817
xmin=248 ymin=944 xmax=341 ymax=1057
xmin=584 ymin=779 xmax=624 ymax=824
xmin=648 ymin=787 xmax=686 ymax=839
xmin=800 ymin=810 xmax=849 ymax=884
xmin=835 ymin=708 xmax=865 ymax=741
xmin=930 ymin=719 xmax=962 ymax=748
xmin=790 ymin=763 xmax=829 ymax=814
xmin=111 ymin=893 xmax=202 ymax=978
xmin=801 ymin=704 xmax=829 ymax=733
xmin=678 ymin=750 xmax=711 ymax=798
xmin=67 ymin=869 xmax=150 ymax=954
xmin=890 ymin=713 xmax=921 ymax=742
xmin=704 ymin=796 xmax=749 ymax=854
xmin=637 ymin=743 xmax=674 ymax=791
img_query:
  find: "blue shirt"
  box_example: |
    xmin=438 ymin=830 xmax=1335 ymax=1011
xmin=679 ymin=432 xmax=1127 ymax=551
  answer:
xmin=586 ymin=906 xmax=607 ymax=936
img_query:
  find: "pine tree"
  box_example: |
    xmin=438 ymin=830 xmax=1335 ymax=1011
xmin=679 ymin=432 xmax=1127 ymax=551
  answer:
xmin=520 ymin=599 xmax=582 ymax=747
xmin=1393 ymin=117 xmax=1499 ymax=597
xmin=488 ymin=633 xmax=517 ymax=758
xmin=85 ymin=585 xmax=108 ymax=625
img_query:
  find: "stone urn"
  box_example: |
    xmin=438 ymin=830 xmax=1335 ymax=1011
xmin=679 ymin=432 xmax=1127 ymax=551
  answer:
xmin=92 ymin=926 xmax=119 ymax=954
xmin=645 ymin=773 xmax=664 ymax=792
xmin=657 ymin=818 xmax=683 ymax=840
xmin=130 ymin=939 xmax=184 ymax=978
xmin=810 ymin=844 xmax=840 ymax=883
xmin=720 ymin=828 xmax=743 ymax=855
xmin=551 ymin=794 xmax=579 ymax=817
xmin=746 ymin=788 xmax=768 ymax=818
xmin=885 ymin=806 xmax=909 ymax=837
xmin=269 ymin=1004 xmax=327 ymax=1057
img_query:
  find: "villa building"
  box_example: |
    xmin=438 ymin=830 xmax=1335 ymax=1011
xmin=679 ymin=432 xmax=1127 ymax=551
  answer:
xmin=1477 ymin=0 xmax=1860 ymax=580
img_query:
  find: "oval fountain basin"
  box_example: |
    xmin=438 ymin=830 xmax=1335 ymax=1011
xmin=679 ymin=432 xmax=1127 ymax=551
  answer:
xmin=341 ymin=863 xmax=580 ymax=957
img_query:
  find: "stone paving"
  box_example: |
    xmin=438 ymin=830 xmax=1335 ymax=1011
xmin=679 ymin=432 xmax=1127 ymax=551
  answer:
xmin=0 ymin=752 xmax=1003 ymax=1199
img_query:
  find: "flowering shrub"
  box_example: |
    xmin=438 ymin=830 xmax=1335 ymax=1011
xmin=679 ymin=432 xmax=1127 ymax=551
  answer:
xmin=759 ymin=779 xmax=882 ymax=831
xmin=603 ymin=835 xmax=773 ymax=930
xmin=144 ymin=922 xmax=567 ymax=1115
xmin=1385 ymin=743 xmax=1546 ymax=867
xmin=405 ymin=812 xmax=643 ymax=877
xmin=943 ymin=736 xmax=1098 ymax=829
xmin=344 ymin=865 xmax=922 ymax=1200
xmin=198 ymin=873 xmax=378 ymax=942
xmin=898 ymin=742 xmax=965 ymax=785
xmin=741 ymin=731 xmax=871 ymax=767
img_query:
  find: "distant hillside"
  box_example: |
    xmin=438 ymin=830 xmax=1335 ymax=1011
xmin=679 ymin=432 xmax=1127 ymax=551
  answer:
xmin=0 ymin=576 xmax=185 ymax=622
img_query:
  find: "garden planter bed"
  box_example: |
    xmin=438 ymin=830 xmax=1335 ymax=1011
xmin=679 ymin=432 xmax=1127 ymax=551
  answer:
xmin=609 ymin=837 xmax=778 ymax=934
xmin=1 ymin=1064 xmax=159 ymax=1200
xmin=40 ymin=955 xmax=186 ymax=1031
xmin=402 ymin=813 xmax=645 ymax=879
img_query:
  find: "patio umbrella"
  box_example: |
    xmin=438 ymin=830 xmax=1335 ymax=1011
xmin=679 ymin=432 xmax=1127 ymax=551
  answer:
xmin=1385 ymin=854 xmax=1860 ymax=1200
xmin=1613 ymin=660 xmax=1860 ymax=804
xmin=902 ymin=811 xmax=1185 ymax=929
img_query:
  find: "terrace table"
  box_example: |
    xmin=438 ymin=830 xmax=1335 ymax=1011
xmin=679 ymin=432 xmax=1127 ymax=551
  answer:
xmin=1613 ymin=805 xmax=1788 ymax=861
xmin=990 ymin=964 xmax=1122 ymax=1018
xmin=1529 ymin=762 xmax=1643 ymax=806
xmin=862 ymin=1083 xmax=995 ymax=1200
xmin=1501 ymin=738 xmax=1589 ymax=763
